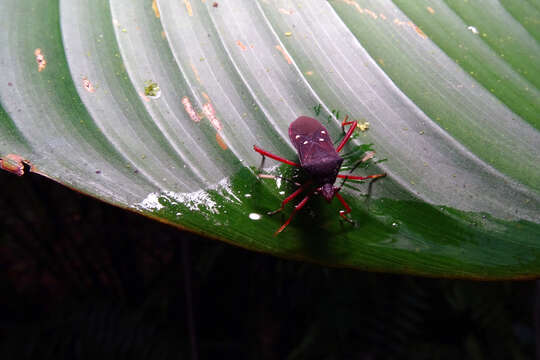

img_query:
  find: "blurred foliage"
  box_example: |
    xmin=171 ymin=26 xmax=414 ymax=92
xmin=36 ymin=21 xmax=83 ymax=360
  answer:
xmin=0 ymin=172 xmax=535 ymax=359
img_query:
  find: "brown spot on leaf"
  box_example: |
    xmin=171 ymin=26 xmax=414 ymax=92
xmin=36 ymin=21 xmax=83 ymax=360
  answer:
xmin=203 ymin=102 xmax=222 ymax=131
xmin=278 ymin=8 xmax=293 ymax=15
xmin=393 ymin=18 xmax=428 ymax=39
xmin=427 ymin=7 xmax=435 ymax=14
xmin=190 ymin=62 xmax=202 ymax=83
xmin=364 ymin=8 xmax=377 ymax=19
xmin=215 ymin=132 xmax=227 ymax=150
xmin=1 ymin=154 xmax=28 ymax=176
xmin=182 ymin=96 xmax=201 ymax=122
xmin=82 ymin=77 xmax=95 ymax=93
xmin=34 ymin=48 xmax=47 ymax=72
xmin=236 ymin=40 xmax=247 ymax=51
xmin=340 ymin=0 xmax=363 ymax=13
xmin=275 ymin=45 xmax=292 ymax=64
xmin=139 ymin=91 xmax=151 ymax=102
xmin=201 ymin=92 xmax=210 ymax=102
xmin=408 ymin=21 xmax=427 ymax=39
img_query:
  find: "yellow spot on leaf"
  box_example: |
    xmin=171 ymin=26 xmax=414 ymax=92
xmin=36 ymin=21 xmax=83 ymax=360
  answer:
xmin=184 ymin=0 xmax=193 ymax=16
xmin=152 ymin=0 xmax=160 ymax=18
xmin=358 ymin=121 xmax=370 ymax=132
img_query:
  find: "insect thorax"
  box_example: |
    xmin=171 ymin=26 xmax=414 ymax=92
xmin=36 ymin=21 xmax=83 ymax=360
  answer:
xmin=302 ymin=155 xmax=343 ymax=187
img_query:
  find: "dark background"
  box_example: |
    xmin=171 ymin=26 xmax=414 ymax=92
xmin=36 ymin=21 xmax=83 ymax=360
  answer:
xmin=0 ymin=170 xmax=537 ymax=360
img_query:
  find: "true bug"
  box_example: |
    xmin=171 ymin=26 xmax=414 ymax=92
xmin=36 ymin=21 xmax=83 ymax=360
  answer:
xmin=254 ymin=116 xmax=386 ymax=235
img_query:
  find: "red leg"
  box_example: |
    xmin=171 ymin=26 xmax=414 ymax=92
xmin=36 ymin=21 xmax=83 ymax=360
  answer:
xmin=267 ymin=182 xmax=309 ymax=215
xmin=340 ymin=115 xmax=352 ymax=132
xmin=253 ymin=145 xmax=299 ymax=167
xmin=337 ymin=173 xmax=386 ymax=181
xmin=275 ymin=195 xmax=310 ymax=235
xmin=335 ymin=116 xmax=357 ymax=153
xmin=334 ymin=192 xmax=354 ymax=224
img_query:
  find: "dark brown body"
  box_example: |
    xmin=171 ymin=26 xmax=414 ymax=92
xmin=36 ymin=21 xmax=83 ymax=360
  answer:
xmin=289 ymin=116 xmax=343 ymax=201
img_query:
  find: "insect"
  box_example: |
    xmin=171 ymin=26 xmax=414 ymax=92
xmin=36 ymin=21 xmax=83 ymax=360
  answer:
xmin=254 ymin=116 xmax=386 ymax=235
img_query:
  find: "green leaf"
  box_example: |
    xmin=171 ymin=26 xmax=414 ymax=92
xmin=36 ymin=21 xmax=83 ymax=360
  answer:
xmin=1 ymin=0 xmax=539 ymax=279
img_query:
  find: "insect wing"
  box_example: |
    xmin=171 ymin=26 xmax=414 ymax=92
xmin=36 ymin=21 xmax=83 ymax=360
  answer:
xmin=289 ymin=116 xmax=336 ymax=164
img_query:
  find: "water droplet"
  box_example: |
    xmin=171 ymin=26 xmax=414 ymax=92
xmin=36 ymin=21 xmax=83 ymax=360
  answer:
xmin=392 ymin=222 xmax=399 ymax=228
xmin=244 ymin=193 xmax=252 ymax=198
xmin=467 ymin=25 xmax=479 ymax=34
xmin=249 ymin=213 xmax=262 ymax=220
xmin=279 ymin=191 xmax=285 ymax=195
